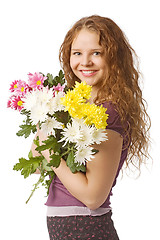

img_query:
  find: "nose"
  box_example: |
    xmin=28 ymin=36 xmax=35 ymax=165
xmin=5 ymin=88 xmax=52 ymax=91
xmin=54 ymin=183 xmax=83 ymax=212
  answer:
xmin=80 ymin=54 xmax=93 ymax=67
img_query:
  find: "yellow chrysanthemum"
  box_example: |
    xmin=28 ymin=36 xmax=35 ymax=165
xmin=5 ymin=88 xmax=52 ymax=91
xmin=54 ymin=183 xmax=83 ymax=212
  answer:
xmin=92 ymin=105 xmax=109 ymax=129
xmin=81 ymin=103 xmax=95 ymax=124
xmin=61 ymin=81 xmax=109 ymax=129
xmin=74 ymin=81 xmax=92 ymax=100
xmin=68 ymin=103 xmax=85 ymax=119
xmin=83 ymin=104 xmax=109 ymax=129
xmin=61 ymin=90 xmax=84 ymax=108
xmin=60 ymin=89 xmax=86 ymax=118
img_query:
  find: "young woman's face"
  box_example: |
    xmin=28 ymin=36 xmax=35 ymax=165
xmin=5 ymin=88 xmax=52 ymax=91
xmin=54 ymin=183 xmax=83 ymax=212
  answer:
xmin=70 ymin=29 xmax=107 ymax=90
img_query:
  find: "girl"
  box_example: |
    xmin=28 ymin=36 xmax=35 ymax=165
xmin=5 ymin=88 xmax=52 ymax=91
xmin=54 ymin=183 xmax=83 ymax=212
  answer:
xmin=32 ymin=15 xmax=151 ymax=239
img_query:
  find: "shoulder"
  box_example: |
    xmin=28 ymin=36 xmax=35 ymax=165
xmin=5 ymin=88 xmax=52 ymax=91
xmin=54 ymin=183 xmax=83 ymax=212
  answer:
xmin=101 ymin=101 xmax=125 ymax=137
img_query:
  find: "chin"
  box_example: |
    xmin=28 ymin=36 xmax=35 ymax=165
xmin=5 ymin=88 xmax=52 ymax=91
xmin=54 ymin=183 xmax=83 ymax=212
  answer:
xmin=83 ymin=79 xmax=97 ymax=86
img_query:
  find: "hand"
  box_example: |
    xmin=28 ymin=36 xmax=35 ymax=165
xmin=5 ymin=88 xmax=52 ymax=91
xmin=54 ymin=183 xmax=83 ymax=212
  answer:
xmin=36 ymin=123 xmax=48 ymax=145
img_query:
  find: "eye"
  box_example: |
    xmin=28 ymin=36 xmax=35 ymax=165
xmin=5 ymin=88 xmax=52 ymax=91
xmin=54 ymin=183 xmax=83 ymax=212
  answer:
xmin=73 ymin=52 xmax=81 ymax=56
xmin=93 ymin=51 xmax=101 ymax=56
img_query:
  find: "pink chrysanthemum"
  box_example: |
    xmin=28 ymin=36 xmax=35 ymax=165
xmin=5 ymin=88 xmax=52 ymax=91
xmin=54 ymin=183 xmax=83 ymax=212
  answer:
xmin=7 ymin=95 xmax=16 ymax=109
xmin=7 ymin=98 xmax=12 ymax=108
xmin=28 ymin=72 xmax=47 ymax=90
xmin=14 ymin=80 xmax=30 ymax=96
xmin=9 ymin=80 xmax=19 ymax=92
xmin=9 ymin=80 xmax=29 ymax=96
xmin=11 ymin=95 xmax=24 ymax=111
xmin=53 ymin=83 xmax=65 ymax=92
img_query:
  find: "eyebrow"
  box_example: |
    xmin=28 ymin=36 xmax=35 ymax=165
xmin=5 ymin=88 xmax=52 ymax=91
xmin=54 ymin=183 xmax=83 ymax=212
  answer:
xmin=71 ymin=48 xmax=103 ymax=51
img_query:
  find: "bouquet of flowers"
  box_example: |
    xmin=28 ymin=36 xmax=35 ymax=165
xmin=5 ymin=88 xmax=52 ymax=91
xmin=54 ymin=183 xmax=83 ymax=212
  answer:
xmin=7 ymin=70 xmax=109 ymax=203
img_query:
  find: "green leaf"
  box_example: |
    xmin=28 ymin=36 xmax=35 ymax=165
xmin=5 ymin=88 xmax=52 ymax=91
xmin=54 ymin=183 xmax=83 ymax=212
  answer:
xmin=33 ymin=136 xmax=40 ymax=147
xmin=59 ymin=70 xmax=63 ymax=77
xmin=92 ymin=149 xmax=99 ymax=154
xmin=43 ymin=79 xmax=48 ymax=87
xmin=48 ymin=154 xmax=61 ymax=168
xmin=43 ymin=70 xmax=66 ymax=89
xmin=20 ymin=109 xmax=33 ymax=126
xmin=75 ymin=164 xmax=86 ymax=173
xmin=35 ymin=144 xmax=49 ymax=152
xmin=35 ymin=136 xmax=55 ymax=151
xmin=66 ymin=151 xmax=76 ymax=173
xmin=28 ymin=150 xmax=33 ymax=159
xmin=20 ymin=109 xmax=30 ymax=116
xmin=13 ymin=156 xmax=44 ymax=178
xmin=59 ymin=70 xmax=65 ymax=83
xmin=53 ymin=70 xmax=65 ymax=85
xmin=13 ymin=158 xmax=32 ymax=178
xmin=41 ymin=159 xmax=52 ymax=172
xmin=47 ymin=73 xmax=54 ymax=85
xmin=66 ymin=151 xmax=86 ymax=173
xmin=43 ymin=171 xmax=55 ymax=195
xmin=16 ymin=124 xmax=37 ymax=138
xmin=35 ymin=135 xmax=61 ymax=153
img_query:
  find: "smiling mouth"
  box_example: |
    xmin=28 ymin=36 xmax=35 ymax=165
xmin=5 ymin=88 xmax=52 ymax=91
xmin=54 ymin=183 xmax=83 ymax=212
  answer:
xmin=80 ymin=70 xmax=98 ymax=77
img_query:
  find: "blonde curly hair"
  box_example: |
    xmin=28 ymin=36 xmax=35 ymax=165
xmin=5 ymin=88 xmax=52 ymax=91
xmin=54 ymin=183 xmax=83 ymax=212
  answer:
xmin=59 ymin=15 xmax=151 ymax=172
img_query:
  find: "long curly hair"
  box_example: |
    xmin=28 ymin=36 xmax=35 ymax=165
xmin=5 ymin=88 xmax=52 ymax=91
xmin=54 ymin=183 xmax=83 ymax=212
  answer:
xmin=59 ymin=15 xmax=151 ymax=172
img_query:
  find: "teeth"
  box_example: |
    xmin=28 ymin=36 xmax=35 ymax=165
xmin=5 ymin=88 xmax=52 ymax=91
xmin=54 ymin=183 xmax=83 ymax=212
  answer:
xmin=82 ymin=71 xmax=95 ymax=74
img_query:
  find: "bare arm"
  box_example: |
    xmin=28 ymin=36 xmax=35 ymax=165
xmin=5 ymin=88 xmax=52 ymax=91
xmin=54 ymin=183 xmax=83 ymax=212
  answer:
xmin=37 ymin=128 xmax=123 ymax=210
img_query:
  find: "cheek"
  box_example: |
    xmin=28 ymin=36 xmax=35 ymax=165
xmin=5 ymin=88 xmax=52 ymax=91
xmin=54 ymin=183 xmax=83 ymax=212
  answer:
xmin=70 ymin=56 xmax=78 ymax=71
xmin=99 ymin=59 xmax=107 ymax=72
xmin=70 ymin=58 xmax=80 ymax=79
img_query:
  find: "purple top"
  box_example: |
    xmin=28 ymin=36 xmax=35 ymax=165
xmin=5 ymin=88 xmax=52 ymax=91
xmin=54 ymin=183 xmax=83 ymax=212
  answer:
xmin=45 ymin=102 xmax=130 ymax=208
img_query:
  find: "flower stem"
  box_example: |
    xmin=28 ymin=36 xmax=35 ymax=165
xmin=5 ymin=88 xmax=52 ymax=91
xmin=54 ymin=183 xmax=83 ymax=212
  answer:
xmin=61 ymin=149 xmax=70 ymax=158
xmin=61 ymin=146 xmax=74 ymax=158
xmin=25 ymin=174 xmax=45 ymax=204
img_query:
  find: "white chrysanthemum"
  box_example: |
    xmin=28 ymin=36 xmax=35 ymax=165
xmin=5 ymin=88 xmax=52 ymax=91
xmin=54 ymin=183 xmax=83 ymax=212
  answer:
xmin=59 ymin=118 xmax=82 ymax=145
xmin=75 ymin=124 xmax=94 ymax=147
xmin=48 ymin=91 xmax=65 ymax=114
xmin=60 ymin=118 xmax=96 ymax=147
xmin=23 ymin=88 xmax=53 ymax=111
xmin=37 ymin=88 xmax=54 ymax=104
xmin=74 ymin=146 xmax=95 ymax=165
xmin=23 ymin=90 xmax=39 ymax=111
xmin=30 ymin=104 xmax=48 ymax=124
xmin=91 ymin=128 xmax=108 ymax=144
xmin=41 ymin=117 xmax=63 ymax=135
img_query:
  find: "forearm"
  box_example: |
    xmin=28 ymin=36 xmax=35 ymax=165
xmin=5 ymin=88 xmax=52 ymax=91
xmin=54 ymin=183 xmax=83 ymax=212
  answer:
xmin=52 ymin=158 xmax=110 ymax=210
xmin=36 ymin=138 xmax=107 ymax=209
xmin=53 ymin=159 xmax=91 ymax=207
xmin=40 ymin=145 xmax=91 ymax=206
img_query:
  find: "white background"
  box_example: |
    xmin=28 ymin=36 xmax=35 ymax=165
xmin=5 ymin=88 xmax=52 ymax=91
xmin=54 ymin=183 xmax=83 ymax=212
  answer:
xmin=0 ymin=0 xmax=160 ymax=239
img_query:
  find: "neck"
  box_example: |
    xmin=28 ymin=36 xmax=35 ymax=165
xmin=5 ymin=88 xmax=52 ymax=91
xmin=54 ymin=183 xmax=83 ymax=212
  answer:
xmin=88 ymin=88 xmax=97 ymax=104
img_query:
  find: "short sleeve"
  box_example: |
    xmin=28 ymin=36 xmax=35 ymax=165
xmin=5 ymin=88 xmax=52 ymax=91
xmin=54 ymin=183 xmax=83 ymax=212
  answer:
xmin=102 ymin=102 xmax=124 ymax=136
